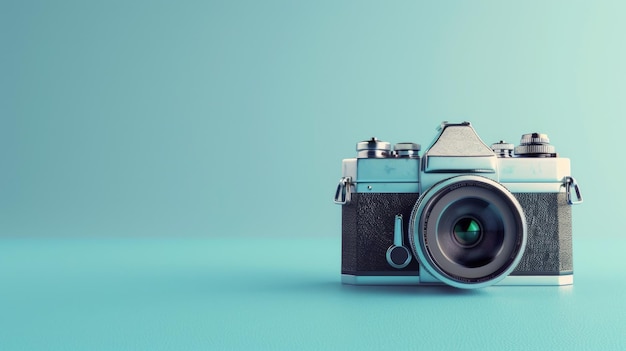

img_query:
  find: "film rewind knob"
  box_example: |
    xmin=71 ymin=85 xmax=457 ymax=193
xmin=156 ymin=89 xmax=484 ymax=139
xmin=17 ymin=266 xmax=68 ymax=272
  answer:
xmin=386 ymin=215 xmax=412 ymax=269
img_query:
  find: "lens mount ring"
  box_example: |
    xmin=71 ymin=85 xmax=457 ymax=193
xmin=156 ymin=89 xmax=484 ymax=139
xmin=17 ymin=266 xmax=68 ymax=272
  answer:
xmin=409 ymin=175 xmax=527 ymax=289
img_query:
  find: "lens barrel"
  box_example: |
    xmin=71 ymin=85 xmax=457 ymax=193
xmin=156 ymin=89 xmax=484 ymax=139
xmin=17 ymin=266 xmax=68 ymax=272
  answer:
xmin=409 ymin=175 xmax=527 ymax=289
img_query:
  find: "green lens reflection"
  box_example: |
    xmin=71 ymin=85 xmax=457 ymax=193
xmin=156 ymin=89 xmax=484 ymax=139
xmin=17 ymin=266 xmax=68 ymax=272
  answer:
xmin=453 ymin=218 xmax=482 ymax=246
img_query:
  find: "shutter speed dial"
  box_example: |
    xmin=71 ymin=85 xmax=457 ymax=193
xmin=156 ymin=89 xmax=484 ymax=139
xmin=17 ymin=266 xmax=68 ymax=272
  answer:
xmin=514 ymin=132 xmax=557 ymax=157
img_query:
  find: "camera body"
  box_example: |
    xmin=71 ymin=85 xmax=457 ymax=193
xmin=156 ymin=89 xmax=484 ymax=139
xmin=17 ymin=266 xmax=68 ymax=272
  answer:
xmin=334 ymin=122 xmax=583 ymax=289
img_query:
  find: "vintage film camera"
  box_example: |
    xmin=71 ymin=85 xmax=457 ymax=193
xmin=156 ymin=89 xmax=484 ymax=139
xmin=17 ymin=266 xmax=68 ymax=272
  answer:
xmin=334 ymin=122 xmax=582 ymax=289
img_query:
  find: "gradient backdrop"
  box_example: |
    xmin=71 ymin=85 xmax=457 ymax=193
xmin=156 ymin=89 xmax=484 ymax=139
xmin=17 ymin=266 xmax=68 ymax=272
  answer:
xmin=3 ymin=0 xmax=623 ymax=239
xmin=2 ymin=1 xmax=625 ymax=350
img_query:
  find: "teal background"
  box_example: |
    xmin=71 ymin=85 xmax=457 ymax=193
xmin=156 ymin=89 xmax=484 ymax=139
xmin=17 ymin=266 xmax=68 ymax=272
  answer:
xmin=3 ymin=0 xmax=625 ymax=239
xmin=2 ymin=1 xmax=625 ymax=350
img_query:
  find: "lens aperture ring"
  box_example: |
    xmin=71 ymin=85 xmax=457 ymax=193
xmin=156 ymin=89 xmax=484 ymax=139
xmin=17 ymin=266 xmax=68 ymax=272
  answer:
xmin=409 ymin=175 xmax=527 ymax=289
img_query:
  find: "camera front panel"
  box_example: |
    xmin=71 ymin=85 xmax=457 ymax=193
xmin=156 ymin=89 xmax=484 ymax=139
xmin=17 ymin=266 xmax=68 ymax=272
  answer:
xmin=342 ymin=192 xmax=420 ymax=276
xmin=498 ymin=156 xmax=577 ymax=284
xmin=337 ymin=145 xmax=421 ymax=283
xmin=511 ymin=192 xmax=572 ymax=276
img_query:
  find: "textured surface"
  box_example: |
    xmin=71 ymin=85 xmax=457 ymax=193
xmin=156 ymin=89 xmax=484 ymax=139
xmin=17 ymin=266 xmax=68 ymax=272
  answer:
xmin=1 ymin=236 xmax=624 ymax=351
xmin=342 ymin=193 xmax=420 ymax=274
xmin=343 ymin=192 xmax=573 ymax=277
xmin=426 ymin=125 xmax=495 ymax=156
xmin=513 ymin=192 xmax=572 ymax=274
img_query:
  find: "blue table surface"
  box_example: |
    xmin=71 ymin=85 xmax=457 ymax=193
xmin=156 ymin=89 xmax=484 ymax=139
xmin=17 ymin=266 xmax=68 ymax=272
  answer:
xmin=1 ymin=236 xmax=624 ymax=351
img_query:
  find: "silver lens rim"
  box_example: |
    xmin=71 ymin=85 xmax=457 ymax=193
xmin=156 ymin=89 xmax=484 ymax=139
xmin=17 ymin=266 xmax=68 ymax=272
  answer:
xmin=409 ymin=175 xmax=527 ymax=289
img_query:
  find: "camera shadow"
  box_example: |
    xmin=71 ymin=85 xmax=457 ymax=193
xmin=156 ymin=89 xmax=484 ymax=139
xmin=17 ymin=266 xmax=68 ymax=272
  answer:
xmin=338 ymin=282 xmax=485 ymax=298
xmin=266 ymin=275 xmax=486 ymax=298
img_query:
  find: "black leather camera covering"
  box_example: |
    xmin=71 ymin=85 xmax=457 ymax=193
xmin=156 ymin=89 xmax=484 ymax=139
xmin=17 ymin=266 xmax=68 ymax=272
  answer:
xmin=342 ymin=192 xmax=420 ymax=275
xmin=511 ymin=192 xmax=573 ymax=275
xmin=342 ymin=192 xmax=573 ymax=276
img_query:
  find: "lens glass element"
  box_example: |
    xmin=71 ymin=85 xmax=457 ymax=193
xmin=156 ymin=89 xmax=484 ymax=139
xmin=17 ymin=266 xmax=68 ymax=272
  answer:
xmin=453 ymin=217 xmax=482 ymax=247
xmin=409 ymin=175 xmax=527 ymax=289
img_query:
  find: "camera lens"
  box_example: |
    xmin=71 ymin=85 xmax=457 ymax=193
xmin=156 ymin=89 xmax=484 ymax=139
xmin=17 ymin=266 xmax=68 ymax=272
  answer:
xmin=409 ymin=175 xmax=527 ymax=289
xmin=438 ymin=197 xmax=508 ymax=269
xmin=453 ymin=217 xmax=482 ymax=247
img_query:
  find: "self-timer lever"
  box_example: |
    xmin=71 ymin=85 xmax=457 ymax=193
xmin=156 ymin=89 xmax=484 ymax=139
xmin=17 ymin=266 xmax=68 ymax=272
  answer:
xmin=386 ymin=215 xmax=412 ymax=269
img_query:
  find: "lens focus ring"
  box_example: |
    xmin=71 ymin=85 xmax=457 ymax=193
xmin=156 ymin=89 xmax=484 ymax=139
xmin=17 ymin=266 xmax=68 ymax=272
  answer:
xmin=409 ymin=175 xmax=527 ymax=289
